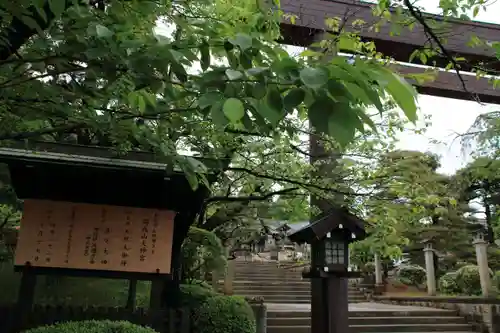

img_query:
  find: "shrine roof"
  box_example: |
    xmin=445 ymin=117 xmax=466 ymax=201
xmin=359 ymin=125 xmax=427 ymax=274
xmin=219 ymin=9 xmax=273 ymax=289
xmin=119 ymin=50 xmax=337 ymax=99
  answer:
xmin=0 ymin=141 xmax=222 ymax=174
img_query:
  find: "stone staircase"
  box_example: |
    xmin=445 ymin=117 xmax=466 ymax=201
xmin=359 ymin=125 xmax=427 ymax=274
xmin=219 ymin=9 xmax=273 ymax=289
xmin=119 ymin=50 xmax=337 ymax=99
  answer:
xmin=231 ymin=260 xmax=478 ymax=333
xmin=266 ymin=307 xmax=479 ymax=333
xmin=232 ymin=260 xmax=366 ymax=303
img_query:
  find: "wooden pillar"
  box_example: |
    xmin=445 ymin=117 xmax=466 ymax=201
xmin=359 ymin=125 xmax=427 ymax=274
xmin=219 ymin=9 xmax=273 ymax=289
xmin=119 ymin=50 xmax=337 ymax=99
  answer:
xmin=308 ymin=30 xmax=348 ymax=333
xmin=326 ymin=277 xmax=349 ymax=333
xmin=126 ymin=278 xmax=137 ymax=309
xmin=14 ymin=265 xmax=37 ymax=332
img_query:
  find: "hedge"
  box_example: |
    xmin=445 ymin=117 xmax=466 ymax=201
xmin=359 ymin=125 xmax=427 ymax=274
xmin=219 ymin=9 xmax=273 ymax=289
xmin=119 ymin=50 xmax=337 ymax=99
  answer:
xmin=395 ymin=264 xmax=426 ymax=287
xmin=22 ymin=320 xmax=157 ymax=333
xmin=192 ymin=295 xmax=255 ymax=333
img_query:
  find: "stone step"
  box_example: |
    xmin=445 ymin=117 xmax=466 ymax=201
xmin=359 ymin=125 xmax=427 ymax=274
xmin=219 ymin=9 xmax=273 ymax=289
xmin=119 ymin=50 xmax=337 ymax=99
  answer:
xmin=267 ymin=310 xmax=459 ymax=318
xmin=267 ymin=324 xmax=475 ymax=333
xmin=267 ymin=316 xmax=467 ymax=326
xmin=233 ymin=290 xmax=363 ymax=296
xmin=231 ymin=281 xmax=311 ymax=286
xmin=234 ymin=274 xmax=305 ymax=279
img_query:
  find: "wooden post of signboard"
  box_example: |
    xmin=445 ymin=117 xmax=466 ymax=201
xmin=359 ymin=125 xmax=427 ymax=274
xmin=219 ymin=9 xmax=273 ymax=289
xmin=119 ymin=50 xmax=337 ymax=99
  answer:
xmin=126 ymin=279 xmax=138 ymax=310
xmin=14 ymin=263 xmax=37 ymax=332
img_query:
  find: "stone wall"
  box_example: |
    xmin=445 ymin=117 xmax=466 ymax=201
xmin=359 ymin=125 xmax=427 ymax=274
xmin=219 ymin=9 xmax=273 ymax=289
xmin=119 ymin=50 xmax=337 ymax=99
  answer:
xmin=372 ymin=296 xmax=500 ymax=333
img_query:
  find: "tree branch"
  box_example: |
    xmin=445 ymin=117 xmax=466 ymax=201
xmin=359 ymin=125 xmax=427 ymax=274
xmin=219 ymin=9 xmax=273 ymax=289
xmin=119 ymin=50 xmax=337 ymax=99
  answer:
xmin=0 ymin=1 xmax=79 ymax=61
xmin=206 ymin=187 xmax=300 ymax=203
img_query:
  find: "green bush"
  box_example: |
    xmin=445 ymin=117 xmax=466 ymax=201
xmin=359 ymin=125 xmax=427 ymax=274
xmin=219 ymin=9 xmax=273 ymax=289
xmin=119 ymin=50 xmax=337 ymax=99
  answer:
xmin=192 ymin=295 xmax=256 ymax=333
xmin=22 ymin=320 xmax=157 ymax=333
xmin=362 ymin=262 xmax=375 ymax=275
xmin=179 ymin=283 xmax=218 ymax=307
xmin=395 ymin=264 xmax=426 ymax=287
xmin=455 ymin=265 xmax=491 ymax=296
xmin=181 ymin=227 xmax=226 ymax=281
xmin=438 ymin=271 xmax=460 ymax=295
xmin=493 ymin=271 xmax=500 ymax=292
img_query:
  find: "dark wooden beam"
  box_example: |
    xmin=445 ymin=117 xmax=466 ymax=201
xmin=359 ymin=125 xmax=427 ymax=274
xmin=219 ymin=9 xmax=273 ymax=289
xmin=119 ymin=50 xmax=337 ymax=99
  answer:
xmin=279 ymin=2 xmax=500 ymax=104
xmin=280 ymin=0 xmax=500 ymax=72
xmin=395 ymin=64 xmax=500 ymax=104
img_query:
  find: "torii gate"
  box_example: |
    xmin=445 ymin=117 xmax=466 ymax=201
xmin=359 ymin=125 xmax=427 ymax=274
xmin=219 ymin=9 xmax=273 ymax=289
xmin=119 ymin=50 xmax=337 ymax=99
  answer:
xmin=278 ymin=3 xmax=500 ymax=333
xmin=280 ymin=0 xmax=500 ymax=104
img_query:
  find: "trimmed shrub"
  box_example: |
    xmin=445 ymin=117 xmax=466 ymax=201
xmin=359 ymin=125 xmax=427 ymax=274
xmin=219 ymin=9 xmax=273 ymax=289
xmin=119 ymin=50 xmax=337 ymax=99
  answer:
xmin=455 ymin=265 xmax=491 ymax=296
xmin=179 ymin=282 xmax=218 ymax=307
xmin=395 ymin=264 xmax=426 ymax=287
xmin=362 ymin=262 xmax=375 ymax=275
xmin=438 ymin=271 xmax=460 ymax=295
xmin=22 ymin=320 xmax=157 ymax=333
xmin=181 ymin=227 xmax=226 ymax=281
xmin=493 ymin=271 xmax=500 ymax=292
xmin=192 ymin=295 xmax=256 ymax=333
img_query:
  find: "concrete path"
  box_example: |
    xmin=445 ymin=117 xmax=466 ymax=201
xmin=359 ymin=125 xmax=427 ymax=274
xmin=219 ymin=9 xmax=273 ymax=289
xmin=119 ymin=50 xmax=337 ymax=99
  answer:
xmin=266 ymin=302 xmax=445 ymax=312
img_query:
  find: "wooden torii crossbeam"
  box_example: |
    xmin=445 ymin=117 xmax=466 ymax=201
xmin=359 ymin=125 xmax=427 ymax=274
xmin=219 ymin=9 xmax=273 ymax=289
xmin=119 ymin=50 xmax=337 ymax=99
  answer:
xmin=280 ymin=0 xmax=500 ymax=103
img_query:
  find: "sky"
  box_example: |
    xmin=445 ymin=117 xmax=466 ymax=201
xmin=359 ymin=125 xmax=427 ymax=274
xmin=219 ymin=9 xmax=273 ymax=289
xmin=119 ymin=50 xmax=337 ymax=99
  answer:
xmin=384 ymin=0 xmax=500 ymax=175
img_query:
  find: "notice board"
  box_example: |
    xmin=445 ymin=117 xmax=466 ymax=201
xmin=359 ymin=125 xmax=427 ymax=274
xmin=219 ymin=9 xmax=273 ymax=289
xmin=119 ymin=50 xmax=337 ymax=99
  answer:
xmin=14 ymin=199 xmax=175 ymax=274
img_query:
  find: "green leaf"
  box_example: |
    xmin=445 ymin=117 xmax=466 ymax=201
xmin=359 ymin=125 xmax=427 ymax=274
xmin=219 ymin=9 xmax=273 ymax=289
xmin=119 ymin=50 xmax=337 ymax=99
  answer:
xmin=308 ymin=96 xmax=362 ymax=147
xmin=354 ymin=108 xmax=377 ymax=132
xmin=229 ymin=33 xmax=253 ymax=51
xmin=328 ymin=103 xmax=360 ymax=148
xmin=338 ymin=35 xmax=358 ymax=53
xmin=199 ymin=92 xmax=223 ymax=109
xmin=284 ymin=88 xmax=305 ymax=110
xmin=256 ymin=100 xmax=283 ymax=126
xmin=327 ymin=80 xmax=354 ymax=103
xmin=247 ymin=67 xmax=269 ymax=77
xmin=210 ymin=101 xmax=228 ymax=127
xmin=223 ymin=98 xmax=245 ymax=122
xmin=95 ymin=24 xmax=113 ymax=38
xmin=48 ymin=0 xmax=66 ymax=18
xmin=308 ymin=97 xmax=331 ymax=135
xmin=300 ymin=67 xmax=329 ymax=89
xmin=240 ymin=52 xmax=253 ymax=69
xmin=226 ymin=51 xmax=239 ymax=69
xmin=141 ymin=90 xmax=156 ymax=108
xmin=21 ymin=16 xmax=43 ymax=34
xmin=379 ymin=68 xmax=418 ymax=122
xmin=300 ymin=49 xmax=323 ymax=57
xmin=170 ymin=62 xmax=188 ymax=82
xmin=252 ymin=84 xmax=267 ymax=99
xmin=200 ymin=40 xmax=211 ymax=71
xmin=266 ymin=87 xmax=283 ymax=112
xmin=225 ymin=69 xmax=243 ymax=81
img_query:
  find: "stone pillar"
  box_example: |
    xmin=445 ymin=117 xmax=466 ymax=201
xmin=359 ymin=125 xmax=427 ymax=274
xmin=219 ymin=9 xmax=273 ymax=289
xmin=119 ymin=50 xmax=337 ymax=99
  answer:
xmin=223 ymin=246 xmax=235 ymax=295
xmin=211 ymin=270 xmax=219 ymax=290
xmin=474 ymin=232 xmax=492 ymax=297
xmin=423 ymin=243 xmax=436 ymax=295
xmin=374 ymin=253 xmax=384 ymax=295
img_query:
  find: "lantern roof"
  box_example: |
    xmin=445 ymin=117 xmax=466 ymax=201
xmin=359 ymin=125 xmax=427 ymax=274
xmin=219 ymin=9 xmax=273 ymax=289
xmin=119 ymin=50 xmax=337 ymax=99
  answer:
xmin=288 ymin=207 xmax=366 ymax=244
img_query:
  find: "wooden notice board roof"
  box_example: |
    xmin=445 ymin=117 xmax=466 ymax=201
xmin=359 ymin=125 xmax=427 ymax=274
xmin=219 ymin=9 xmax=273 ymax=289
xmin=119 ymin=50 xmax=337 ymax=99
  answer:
xmin=0 ymin=141 xmax=216 ymax=211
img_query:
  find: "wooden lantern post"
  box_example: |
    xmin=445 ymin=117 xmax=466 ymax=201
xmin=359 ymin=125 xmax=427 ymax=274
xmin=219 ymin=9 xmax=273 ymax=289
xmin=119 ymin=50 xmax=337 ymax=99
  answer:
xmin=0 ymin=141 xmax=213 ymax=331
xmin=288 ymin=208 xmax=366 ymax=333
